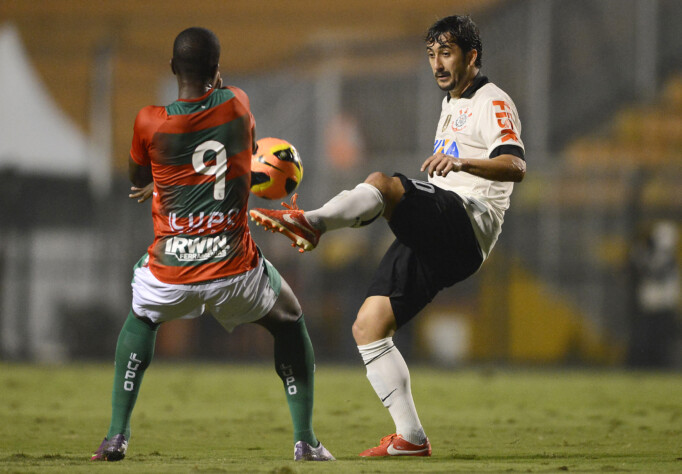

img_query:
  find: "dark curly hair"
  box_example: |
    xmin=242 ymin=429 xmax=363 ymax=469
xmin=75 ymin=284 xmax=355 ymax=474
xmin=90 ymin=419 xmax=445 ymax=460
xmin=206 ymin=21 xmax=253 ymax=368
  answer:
xmin=425 ymin=15 xmax=482 ymax=68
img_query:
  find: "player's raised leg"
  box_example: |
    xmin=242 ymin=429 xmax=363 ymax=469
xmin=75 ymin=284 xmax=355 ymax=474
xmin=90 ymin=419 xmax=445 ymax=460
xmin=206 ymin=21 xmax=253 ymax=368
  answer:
xmin=254 ymin=273 xmax=334 ymax=461
xmin=353 ymin=296 xmax=431 ymax=457
xmin=92 ymin=311 xmax=158 ymax=461
xmin=249 ymin=172 xmax=404 ymax=251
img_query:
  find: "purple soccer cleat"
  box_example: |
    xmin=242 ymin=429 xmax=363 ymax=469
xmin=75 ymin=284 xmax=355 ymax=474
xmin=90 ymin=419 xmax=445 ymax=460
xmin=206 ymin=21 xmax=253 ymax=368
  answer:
xmin=294 ymin=440 xmax=335 ymax=461
xmin=91 ymin=434 xmax=128 ymax=461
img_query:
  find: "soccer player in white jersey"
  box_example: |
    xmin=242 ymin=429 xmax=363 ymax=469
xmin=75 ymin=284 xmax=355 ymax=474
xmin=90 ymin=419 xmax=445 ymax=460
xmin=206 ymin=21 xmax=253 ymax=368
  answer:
xmin=250 ymin=14 xmax=525 ymax=456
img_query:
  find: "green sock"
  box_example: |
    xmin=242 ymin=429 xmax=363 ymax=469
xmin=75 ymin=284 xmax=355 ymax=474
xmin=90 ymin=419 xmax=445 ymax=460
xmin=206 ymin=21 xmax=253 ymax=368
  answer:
xmin=106 ymin=311 xmax=158 ymax=440
xmin=273 ymin=316 xmax=318 ymax=446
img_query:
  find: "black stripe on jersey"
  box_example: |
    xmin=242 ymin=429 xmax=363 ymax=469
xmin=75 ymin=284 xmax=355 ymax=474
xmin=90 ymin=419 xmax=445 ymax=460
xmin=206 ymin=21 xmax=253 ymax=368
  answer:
xmin=490 ymin=144 xmax=525 ymax=161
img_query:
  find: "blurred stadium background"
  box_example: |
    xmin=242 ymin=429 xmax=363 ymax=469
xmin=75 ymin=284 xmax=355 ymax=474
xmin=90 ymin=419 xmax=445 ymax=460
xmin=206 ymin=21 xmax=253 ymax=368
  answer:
xmin=0 ymin=0 xmax=680 ymax=368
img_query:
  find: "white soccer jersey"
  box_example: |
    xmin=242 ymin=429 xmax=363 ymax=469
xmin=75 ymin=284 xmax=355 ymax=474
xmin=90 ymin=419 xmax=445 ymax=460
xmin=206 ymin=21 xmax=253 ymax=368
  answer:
xmin=430 ymin=75 xmax=524 ymax=260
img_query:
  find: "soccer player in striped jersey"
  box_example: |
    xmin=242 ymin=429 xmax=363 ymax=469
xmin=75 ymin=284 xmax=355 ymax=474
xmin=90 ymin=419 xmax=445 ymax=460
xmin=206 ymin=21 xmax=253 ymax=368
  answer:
xmin=250 ymin=15 xmax=525 ymax=457
xmin=91 ymin=27 xmax=334 ymax=462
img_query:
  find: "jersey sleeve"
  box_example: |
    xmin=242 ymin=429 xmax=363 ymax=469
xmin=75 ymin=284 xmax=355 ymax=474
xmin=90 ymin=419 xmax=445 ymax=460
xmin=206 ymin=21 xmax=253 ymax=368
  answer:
xmin=130 ymin=106 xmax=164 ymax=166
xmin=481 ymin=96 xmax=524 ymax=158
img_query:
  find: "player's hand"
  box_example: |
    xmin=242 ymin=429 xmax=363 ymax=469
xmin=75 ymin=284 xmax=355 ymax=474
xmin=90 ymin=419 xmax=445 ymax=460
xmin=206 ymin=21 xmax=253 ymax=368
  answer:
xmin=129 ymin=182 xmax=154 ymax=203
xmin=421 ymin=153 xmax=463 ymax=177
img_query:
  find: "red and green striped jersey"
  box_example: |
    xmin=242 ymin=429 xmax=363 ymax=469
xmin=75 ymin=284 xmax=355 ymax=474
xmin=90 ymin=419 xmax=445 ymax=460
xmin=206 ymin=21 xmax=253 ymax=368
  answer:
xmin=130 ymin=86 xmax=258 ymax=284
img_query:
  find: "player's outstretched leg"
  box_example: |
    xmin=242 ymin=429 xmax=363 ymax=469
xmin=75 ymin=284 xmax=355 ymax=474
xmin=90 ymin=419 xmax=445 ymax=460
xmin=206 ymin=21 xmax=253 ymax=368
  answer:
xmin=249 ymin=182 xmax=384 ymax=252
xmin=92 ymin=311 xmax=158 ymax=461
xmin=250 ymin=194 xmax=322 ymax=252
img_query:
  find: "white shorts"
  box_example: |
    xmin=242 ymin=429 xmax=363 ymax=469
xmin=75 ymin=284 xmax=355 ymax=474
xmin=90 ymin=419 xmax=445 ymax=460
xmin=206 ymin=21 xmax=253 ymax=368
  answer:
xmin=131 ymin=255 xmax=281 ymax=332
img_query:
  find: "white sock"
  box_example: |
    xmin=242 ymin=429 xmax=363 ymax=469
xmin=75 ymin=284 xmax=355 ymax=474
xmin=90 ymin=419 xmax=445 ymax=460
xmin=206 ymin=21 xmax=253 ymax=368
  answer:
xmin=358 ymin=337 xmax=427 ymax=445
xmin=306 ymin=183 xmax=384 ymax=232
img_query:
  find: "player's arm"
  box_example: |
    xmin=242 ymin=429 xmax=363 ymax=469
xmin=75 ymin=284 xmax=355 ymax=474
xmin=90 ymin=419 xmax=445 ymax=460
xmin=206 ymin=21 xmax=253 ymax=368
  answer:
xmin=128 ymin=106 xmax=159 ymax=203
xmin=423 ymin=95 xmax=526 ymax=182
xmin=128 ymin=157 xmax=154 ymax=203
xmin=421 ymin=152 xmax=525 ymax=182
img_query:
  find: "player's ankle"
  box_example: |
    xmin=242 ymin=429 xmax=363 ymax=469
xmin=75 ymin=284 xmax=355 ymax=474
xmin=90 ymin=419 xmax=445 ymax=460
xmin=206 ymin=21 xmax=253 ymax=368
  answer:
xmin=400 ymin=428 xmax=427 ymax=446
xmin=305 ymin=214 xmax=326 ymax=233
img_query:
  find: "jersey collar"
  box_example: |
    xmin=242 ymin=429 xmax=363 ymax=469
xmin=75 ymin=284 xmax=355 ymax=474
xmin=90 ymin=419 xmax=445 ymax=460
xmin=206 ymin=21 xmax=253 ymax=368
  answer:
xmin=447 ymin=73 xmax=489 ymax=101
xmin=177 ymin=87 xmax=216 ymax=103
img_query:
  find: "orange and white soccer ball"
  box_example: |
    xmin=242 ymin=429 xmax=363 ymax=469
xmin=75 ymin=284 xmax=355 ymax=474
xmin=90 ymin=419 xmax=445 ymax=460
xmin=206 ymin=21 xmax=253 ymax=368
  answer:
xmin=250 ymin=137 xmax=303 ymax=200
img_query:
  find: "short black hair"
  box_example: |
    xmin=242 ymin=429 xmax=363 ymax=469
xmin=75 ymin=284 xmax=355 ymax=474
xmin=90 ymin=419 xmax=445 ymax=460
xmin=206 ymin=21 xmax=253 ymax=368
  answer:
xmin=172 ymin=27 xmax=220 ymax=81
xmin=425 ymin=15 xmax=482 ymax=68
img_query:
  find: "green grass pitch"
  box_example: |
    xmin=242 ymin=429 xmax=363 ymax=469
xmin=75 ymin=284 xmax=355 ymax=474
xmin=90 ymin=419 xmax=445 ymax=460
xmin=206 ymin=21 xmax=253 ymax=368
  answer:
xmin=1 ymin=362 xmax=681 ymax=472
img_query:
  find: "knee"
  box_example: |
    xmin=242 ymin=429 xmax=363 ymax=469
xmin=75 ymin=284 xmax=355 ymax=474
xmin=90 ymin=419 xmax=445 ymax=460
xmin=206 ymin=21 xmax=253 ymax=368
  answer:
xmin=352 ymin=305 xmax=395 ymax=345
xmin=257 ymin=282 xmax=302 ymax=333
xmin=364 ymin=172 xmax=404 ymax=219
xmin=351 ymin=317 xmax=366 ymax=344
xmin=364 ymin=171 xmax=391 ymax=192
xmin=269 ymin=296 xmax=302 ymax=326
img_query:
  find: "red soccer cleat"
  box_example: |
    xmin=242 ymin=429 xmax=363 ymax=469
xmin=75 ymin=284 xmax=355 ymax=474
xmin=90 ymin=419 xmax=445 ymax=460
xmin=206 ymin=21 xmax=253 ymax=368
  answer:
xmin=358 ymin=433 xmax=432 ymax=457
xmin=249 ymin=194 xmax=321 ymax=253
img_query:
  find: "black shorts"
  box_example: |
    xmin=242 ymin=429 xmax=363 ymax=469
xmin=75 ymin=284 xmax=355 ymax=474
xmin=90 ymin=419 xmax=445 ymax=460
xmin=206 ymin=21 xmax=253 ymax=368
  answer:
xmin=366 ymin=174 xmax=483 ymax=328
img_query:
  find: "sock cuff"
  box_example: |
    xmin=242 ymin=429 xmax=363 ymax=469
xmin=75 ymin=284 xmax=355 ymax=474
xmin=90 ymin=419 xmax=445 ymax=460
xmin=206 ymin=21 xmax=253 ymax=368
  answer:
xmin=357 ymin=337 xmax=394 ymax=365
xmin=356 ymin=182 xmax=384 ymax=205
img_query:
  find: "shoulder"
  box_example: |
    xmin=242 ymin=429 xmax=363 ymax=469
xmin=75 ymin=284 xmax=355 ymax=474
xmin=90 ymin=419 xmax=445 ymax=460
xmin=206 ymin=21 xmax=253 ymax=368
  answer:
xmin=221 ymin=86 xmax=254 ymax=126
xmin=131 ymin=106 xmax=165 ymax=163
xmin=476 ymin=83 xmax=518 ymax=109
xmin=223 ymin=86 xmax=250 ymax=105
xmin=134 ymin=105 xmax=166 ymax=131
